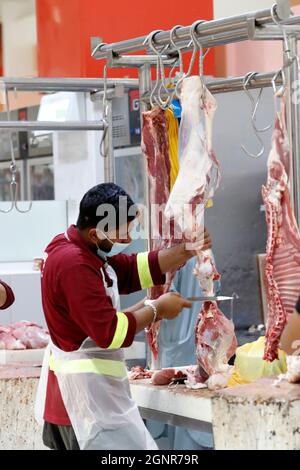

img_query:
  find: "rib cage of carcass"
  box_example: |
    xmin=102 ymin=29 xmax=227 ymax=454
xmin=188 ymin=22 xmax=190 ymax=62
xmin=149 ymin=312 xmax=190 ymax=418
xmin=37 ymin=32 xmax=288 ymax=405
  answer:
xmin=262 ymin=96 xmax=300 ymax=362
xmin=165 ymin=76 xmax=237 ymax=377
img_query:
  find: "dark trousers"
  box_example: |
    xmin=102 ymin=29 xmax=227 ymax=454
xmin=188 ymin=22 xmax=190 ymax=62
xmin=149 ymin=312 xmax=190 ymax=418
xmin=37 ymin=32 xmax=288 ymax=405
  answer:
xmin=43 ymin=421 xmax=80 ymax=450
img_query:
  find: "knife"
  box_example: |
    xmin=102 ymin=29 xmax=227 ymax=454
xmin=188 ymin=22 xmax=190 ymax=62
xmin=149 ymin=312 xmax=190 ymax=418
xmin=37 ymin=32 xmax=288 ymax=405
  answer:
xmin=187 ymin=296 xmax=234 ymax=302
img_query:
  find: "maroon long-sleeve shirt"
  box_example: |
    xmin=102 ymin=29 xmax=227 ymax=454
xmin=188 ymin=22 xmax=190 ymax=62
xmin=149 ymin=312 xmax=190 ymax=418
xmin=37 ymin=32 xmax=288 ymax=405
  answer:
xmin=42 ymin=225 xmax=165 ymax=425
xmin=0 ymin=281 xmax=15 ymax=310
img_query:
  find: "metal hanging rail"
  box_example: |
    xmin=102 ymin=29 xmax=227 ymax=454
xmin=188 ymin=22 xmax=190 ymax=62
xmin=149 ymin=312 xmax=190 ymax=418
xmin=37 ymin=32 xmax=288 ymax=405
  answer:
xmin=93 ymin=6 xmax=292 ymax=59
xmin=0 ymin=121 xmax=105 ymax=131
xmin=0 ymin=77 xmax=139 ymax=93
xmin=140 ymin=71 xmax=282 ymax=102
xmin=106 ymin=54 xmax=178 ymax=68
xmin=205 ymin=72 xmax=282 ymax=94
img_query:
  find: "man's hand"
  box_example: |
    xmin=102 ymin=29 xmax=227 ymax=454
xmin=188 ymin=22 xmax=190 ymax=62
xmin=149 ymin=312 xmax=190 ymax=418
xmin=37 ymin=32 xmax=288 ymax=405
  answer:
xmin=158 ymin=228 xmax=213 ymax=274
xmin=185 ymin=228 xmax=212 ymax=256
xmin=154 ymin=292 xmax=192 ymax=320
xmin=132 ymin=292 xmax=192 ymax=333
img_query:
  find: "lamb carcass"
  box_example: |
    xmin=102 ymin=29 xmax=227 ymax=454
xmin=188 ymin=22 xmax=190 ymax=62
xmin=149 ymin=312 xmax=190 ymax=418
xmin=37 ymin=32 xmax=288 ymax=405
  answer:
xmin=165 ymin=76 xmax=237 ymax=379
xmin=262 ymin=98 xmax=300 ymax=361
xmin=141 ymin=107 xmax=173 ymax=359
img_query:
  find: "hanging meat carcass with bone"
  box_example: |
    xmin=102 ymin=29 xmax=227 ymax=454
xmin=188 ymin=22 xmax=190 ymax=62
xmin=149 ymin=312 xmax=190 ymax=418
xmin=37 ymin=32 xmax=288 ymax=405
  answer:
xmin=141 ymin=107 xmax=173 ymax=359
xmin=165 ymin=76 xmax=237 ymax=378
xmin=262 ymin=96 xmax=300 ymax=362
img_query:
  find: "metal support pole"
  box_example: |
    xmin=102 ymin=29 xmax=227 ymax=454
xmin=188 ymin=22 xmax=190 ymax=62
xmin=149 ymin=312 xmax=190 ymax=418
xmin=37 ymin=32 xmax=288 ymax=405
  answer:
xmin=0 ymin=77 xmax=139 ymax=93
xmin=93 ymin=5 xmax=291 ymax=59
xmin=138 ymin=64 xmax=152 ymax=245
xmin=138 ymin=64 xmax=159 ymax=370
xmin=103 ymin=98 xmax=115 ymax=183
xmin=0 ymin=121 xmax=105 ymax=131
xmin=285 ymin=36 xmax=300 ymax=224
xmin=107 ymin=53 xmax=178 ymax=68
xmin=253 ymin=24 xmax=300 ymax=40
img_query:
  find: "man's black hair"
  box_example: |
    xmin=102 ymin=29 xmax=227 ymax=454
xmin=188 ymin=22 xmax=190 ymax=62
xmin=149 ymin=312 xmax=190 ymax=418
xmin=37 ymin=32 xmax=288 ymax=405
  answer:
xmin=77 ymin=183 xmax=137 ymax=230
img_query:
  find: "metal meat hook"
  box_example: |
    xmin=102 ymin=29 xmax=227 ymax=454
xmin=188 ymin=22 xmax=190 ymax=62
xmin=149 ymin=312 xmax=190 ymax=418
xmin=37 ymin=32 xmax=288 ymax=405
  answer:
xmin=241 ymin=72 xmax=271 ymax=159
xmin=175 ymin=21 xmax=201 ymax=98
xmin=190 ymin=20 xmax=210 ymax=78
xmin=168 ymin=25 xmax=185 ymax=82
xmin=272 ymin=68 xmax=287 ymax=98
xmin=271 ymin=3 xmax=295 ymax=67
xmin=144 ymin=30 xmax=172 ymax=109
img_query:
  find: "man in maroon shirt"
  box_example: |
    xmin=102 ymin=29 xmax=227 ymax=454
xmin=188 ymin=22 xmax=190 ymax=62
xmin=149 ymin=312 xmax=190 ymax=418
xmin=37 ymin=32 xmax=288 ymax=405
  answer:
xmin=40 ymin=183 xmax=211 ymax=450
xmin=0 ymin=281 xmax=14 ymax=310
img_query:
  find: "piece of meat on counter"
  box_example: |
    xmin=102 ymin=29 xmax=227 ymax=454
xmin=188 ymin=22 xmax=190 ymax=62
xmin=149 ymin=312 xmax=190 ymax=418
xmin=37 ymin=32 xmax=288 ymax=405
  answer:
xmin=195 ymin=302 xmax=237 ymax=377
xmin=151 ymin=368 xmax=175 ymax=385
xmin=165 ymin=76 xmax=237 ymax=378
xmin=194 ymin=250 xmax=237 ymax=379
xmin=129 ymin=366 xmax=187 ymax=386
xmin=262 ymin=97 xmax=300 ymax=362
xmin=128 ymin=366 xmax=153 ymax=380
xmin=0 ymin=321 xmax=49 ymax=350
xmin=0 ymin=326 xmax=26 ymax=350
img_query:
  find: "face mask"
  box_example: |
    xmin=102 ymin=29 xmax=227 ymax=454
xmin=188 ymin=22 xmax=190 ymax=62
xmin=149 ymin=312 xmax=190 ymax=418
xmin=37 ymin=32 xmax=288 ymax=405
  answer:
xmin=97 ymin=230 xmax=131 ymax=258
xmin=107 ymin=241 xmax=131 ymax=257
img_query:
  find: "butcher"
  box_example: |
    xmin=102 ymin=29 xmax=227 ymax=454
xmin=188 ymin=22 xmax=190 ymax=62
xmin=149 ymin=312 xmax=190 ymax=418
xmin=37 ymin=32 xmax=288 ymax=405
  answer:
xmin=38 ymin=182 xmax=211 ymax=451
xmin=0 ymin=280 xmax=14 ymax=310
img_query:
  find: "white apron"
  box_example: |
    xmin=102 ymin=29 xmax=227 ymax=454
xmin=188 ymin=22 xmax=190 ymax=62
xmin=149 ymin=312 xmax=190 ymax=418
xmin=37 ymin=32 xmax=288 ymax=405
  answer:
xmin=35 ymin=262 xmax=157 ymax=450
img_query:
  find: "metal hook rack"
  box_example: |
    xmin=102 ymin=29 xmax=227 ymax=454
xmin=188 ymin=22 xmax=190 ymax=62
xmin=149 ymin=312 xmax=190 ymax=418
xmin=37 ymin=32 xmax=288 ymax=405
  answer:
xmin=0 ymin=86 xmax=32 ymax=214
xmin=241 ymin=72 xmax=272 ymax=159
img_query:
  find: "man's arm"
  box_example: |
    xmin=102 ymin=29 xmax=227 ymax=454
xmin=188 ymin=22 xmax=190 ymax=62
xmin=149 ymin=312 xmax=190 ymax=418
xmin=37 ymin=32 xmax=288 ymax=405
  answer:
xmin=0 ymin=283 xmax=7 ymax=308
xmin=0 ymin=281 xmax=15 ymax=310
xmin=128 ymin=297 xmax=147 ymax=313
xmin=131 ymin=293 xmax=192 ymax=333
xmin=110 ymin=229 xmax=212 ymax=295
xmin=61 ymin=264 xmax=192 ymax=346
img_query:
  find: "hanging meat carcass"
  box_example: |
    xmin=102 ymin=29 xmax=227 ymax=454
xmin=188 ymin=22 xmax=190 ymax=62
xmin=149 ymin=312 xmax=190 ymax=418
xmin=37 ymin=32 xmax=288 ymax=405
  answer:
xmin=165 ymin=76 xmax=237 ymax=379
xmin=141 ymin=108 xmax=172 ymax=359
xmin=262 ymin=97 xmax=300 ymax=362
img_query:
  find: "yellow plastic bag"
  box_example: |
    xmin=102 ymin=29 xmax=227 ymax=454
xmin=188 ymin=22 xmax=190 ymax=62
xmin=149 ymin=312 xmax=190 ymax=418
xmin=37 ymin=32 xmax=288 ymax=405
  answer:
xmin=227 ymin=336 xmax=287 ymax=386
xmin=166 ymin=108 xmax=179 ymax=191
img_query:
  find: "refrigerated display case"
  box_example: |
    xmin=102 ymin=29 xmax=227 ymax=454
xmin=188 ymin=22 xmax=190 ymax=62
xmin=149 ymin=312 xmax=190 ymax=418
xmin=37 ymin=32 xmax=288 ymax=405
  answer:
xmin=26 ymin=156 xmax=54 ymax=201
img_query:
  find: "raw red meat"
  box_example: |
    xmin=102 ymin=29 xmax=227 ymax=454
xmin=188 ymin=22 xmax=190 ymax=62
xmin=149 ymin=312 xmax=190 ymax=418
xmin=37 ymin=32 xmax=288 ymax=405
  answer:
xmin=0 ymin=326 xmax=26 ymax=350
xmin=0 ymin=321 xmax=49 ymax=350
xmin=151 ymin=368 xmax=175 ymax=385
xmin=141 ymin=107 xmax=172 ymax=359
xmin=128 ymin=366 xmax=153 ymax=380
xmin=195 ymin=302 xmax=237 ymax=377
xmin=262 ymin=99 xmax=300 ymax=361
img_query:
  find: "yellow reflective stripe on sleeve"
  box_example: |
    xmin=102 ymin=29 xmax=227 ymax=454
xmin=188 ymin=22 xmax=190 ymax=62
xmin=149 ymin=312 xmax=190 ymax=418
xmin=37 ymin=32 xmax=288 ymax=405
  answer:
xmin=108 ymin=311 xmax=129 ymax=349
xmin=137 ymin=251 xmax=154 ymax=289
xmin=49 ymin=355 xmax=127 ymax=378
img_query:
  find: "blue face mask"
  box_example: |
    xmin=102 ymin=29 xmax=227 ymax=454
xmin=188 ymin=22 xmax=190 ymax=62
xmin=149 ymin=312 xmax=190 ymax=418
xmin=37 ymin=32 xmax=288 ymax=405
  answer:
xmin=106 ymin=241 xmax=131 ymax=257
xmin=97 ymin=230 xmax=131 ymax=258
